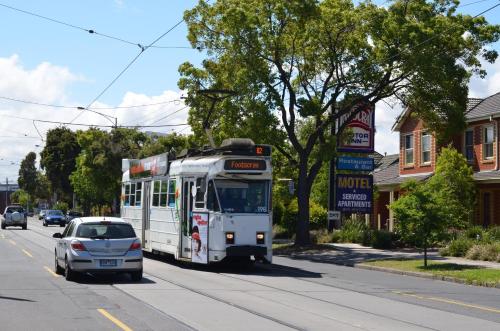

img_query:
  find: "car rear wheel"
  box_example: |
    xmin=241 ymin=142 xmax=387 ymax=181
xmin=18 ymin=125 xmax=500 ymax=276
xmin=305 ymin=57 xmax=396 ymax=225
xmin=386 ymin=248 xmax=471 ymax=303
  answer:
xmin=22 ymin=224 xmax=27 ymax=230
xmin=130 ymin=269 xmax=142 ymax=282
xmin=64 ymin=257 xmax=76 ymax=281
xmin=55 ymin=252 xmax=64 ymax=275
xmin=60 ymin=223 xmax=65 ymax=227
xmin=1 ymin=223 xmax=5 ymax=229
xmin=43 ymin=221 xmax=47 ymax=227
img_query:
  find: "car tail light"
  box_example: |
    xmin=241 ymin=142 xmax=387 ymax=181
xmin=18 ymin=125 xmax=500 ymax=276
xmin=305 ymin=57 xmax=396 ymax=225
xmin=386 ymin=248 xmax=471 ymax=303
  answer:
xmin=129 ymin=240 xmax=141 ymax=250
xmin=256 ymin=232 xmax=265 ymax=244
xmin=71 ymin=240 xmax=86 ymax=251
xmin=226 ymin=232 xmax=235 ymax=245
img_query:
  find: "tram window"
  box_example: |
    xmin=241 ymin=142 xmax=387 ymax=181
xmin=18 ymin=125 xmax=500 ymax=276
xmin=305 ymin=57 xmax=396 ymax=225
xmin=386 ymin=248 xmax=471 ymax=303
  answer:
xmin=160 ymin=180 xmax=168 ymax=207
xmin=195 ymin=178 xmax=206 ymax=209
xmin=207 ymin=181 xmax=220 ymax=212
xmin=130 ymin=183 xmax=136 ymax=206
xmin=152 ymin=181 xmax=160 ymax=207
xmin=135 ymin=182 xmax=142 ymax=207
xmin=215 ymin=180 xmax=269 ymax=213
xmin=168 ymin=179 xmax=176 ymax=207
xmin=124 ymin=184 xmax=130 ymax=206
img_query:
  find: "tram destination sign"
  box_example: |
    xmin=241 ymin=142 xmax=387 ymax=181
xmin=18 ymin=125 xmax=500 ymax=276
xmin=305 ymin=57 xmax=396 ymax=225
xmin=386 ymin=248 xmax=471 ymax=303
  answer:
xmin=335 ymin=174 xmax=373 ymax=213
xmin=224 ymin=159 xmax=266 ymax=171
xmin=337 ymin=156 xmax=374 ymax=171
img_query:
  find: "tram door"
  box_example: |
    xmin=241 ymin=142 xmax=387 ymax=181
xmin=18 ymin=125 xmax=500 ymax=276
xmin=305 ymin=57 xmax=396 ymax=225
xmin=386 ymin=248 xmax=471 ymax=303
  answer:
xmin=142 ymin=181 xmax=152 ymax=251
xmin=181 ymin=178 xmax=195 ymax=259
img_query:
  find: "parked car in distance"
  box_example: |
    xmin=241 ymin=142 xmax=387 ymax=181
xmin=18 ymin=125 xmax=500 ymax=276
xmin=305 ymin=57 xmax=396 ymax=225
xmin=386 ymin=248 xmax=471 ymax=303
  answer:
xmin=53 ymin=217 xmax=143 ymax=281
xmin=2 ymin=205 xmax=27 ymax=230
xmin=43 ymin=210 xmax=66 ymax=227
xmin=66 ymin=210 xmax=83 ymax=224
xmin=39 ymin=209 xmax=47 ymax=220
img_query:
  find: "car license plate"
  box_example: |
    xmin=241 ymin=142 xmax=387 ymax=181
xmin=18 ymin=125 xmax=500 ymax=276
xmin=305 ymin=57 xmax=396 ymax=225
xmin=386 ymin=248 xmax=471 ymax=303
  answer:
xmin=100 ymin=259 xmax=117 ymax=267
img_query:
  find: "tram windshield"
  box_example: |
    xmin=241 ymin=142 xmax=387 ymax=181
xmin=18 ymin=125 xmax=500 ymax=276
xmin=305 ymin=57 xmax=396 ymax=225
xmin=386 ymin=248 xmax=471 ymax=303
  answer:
xmin=214 ymin=179 xmax=269 ymax=214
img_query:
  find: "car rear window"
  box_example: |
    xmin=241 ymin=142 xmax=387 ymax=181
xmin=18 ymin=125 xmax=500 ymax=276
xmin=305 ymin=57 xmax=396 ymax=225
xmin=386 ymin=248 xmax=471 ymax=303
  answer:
xmin=7 ymin=207 xmax=24 ymax=213
xmin=75 ymin=223 xmax=136 ymax=239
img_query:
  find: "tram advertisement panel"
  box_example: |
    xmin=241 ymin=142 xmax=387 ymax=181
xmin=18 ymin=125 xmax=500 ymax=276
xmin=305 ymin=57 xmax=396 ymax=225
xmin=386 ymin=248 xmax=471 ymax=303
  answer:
xmin=191 ymin=212 xmax=209 ymax=264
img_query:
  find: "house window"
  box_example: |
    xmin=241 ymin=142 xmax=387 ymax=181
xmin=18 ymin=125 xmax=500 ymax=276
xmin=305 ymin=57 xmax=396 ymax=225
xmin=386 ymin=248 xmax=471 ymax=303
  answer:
xmin=404 ymin=134 xmax=414 ymax=165
xmin=421 ymin=132 xmax=431 ymax=164
xmin=464 ymin=129 xmax=474 ymax=162
xmin=483 ymin=126 xmax=494 ymax=160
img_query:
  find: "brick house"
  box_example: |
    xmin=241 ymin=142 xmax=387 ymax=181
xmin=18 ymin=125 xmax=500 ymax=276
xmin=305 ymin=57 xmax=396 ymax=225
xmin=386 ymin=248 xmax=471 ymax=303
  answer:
xmin=373 ymin=92 xmax=500 ymax=230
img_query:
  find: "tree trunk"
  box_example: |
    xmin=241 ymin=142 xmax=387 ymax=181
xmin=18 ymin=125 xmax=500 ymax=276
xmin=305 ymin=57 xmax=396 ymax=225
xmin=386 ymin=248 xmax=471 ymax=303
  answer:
xmin=424 ymin=244 xmax=428 ymax=267
xmin=295 ymin=159 xmax=311 ymax=246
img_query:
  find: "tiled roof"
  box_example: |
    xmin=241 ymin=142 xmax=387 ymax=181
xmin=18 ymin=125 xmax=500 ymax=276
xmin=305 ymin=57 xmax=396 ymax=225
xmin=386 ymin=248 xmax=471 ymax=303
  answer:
xmin=373 ymin=154 xmax=399 ymax=185
xmin=473 ymin=171 xmax=500 ymax=181
xmin=373 ymin=154 xmax=432 ymax=186
xmin=465 ymin=92 xmax=500 ymax=120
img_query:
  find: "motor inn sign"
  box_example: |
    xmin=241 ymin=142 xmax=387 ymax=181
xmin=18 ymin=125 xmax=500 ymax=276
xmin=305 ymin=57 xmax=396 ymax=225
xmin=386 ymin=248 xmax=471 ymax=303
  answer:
xmin=337 ymin=104 xmax=375 ymax=153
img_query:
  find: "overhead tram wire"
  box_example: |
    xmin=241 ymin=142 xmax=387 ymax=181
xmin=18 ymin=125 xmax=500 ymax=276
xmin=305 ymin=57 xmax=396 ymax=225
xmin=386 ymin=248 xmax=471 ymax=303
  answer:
xmin=70 ymin=18 xmax=186 ymax=124
xmin=0 ymin=2 xmax=196 ymax=50
xmin=0 ymin=95 xmax=183 ymax=110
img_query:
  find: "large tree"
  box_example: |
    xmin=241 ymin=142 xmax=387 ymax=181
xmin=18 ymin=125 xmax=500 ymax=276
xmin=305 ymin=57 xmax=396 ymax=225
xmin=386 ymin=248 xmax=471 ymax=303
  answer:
xmin=40 ymin=127 xmax=81 ymax=203
xmin=18 ymin=152 xmax=38 ymax=197
xmin=70 ymin=128 xmax=148 ymax=214
xmin=179 ymin=0 xmax=499 ymax=245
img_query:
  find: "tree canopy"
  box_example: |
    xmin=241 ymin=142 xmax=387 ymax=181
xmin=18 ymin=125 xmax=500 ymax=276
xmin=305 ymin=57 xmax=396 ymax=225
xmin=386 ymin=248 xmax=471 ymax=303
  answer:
xmin=40 ymin=127 xmax=80 ymax=203
xmin=180 ymin=0 xmax=499 ymax=245
xmin=18 ymin=152 xmax=38 ymax=197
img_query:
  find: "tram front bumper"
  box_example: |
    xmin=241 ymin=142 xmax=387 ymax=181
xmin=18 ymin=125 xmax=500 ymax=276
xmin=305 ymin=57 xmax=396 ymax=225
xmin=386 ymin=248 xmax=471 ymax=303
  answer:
xmin=226 ymin=245 xmax=267 ymax=257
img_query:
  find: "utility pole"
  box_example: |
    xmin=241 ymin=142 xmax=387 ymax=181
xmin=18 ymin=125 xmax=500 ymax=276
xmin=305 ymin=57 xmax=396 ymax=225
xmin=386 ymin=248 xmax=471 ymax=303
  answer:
xmin=327 ymin=117 xmax=337 ymax=231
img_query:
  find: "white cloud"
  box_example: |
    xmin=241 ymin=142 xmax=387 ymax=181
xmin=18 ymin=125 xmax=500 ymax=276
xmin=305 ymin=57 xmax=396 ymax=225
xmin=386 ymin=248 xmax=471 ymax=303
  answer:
xmin=0 ymin=55 xmax=191 ymax=182
xmin=374 ymin=99 xmax=402 ymax=156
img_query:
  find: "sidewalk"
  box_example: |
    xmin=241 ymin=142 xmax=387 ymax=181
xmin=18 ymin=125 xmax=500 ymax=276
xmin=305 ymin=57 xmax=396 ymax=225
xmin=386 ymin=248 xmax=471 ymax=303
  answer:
xmin=277 ymin=242 xmax=500 ymax=269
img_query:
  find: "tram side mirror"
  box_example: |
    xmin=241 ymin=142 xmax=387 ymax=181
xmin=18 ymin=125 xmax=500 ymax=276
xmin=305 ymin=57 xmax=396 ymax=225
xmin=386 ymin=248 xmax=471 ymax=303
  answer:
xmin=191 ymin=184 xmax=197 ymax=198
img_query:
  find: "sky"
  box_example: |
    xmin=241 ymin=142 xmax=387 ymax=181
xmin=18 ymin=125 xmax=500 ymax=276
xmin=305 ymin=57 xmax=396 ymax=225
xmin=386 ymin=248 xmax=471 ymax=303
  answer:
xmin=0 ymin=0 xmax=499 ymax=182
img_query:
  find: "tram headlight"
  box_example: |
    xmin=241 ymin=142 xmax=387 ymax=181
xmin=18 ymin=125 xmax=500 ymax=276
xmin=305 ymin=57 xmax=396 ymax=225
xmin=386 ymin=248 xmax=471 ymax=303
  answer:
xmin=226 ymin=232 xmax=235 ymax=244
xmin=256 ymin=232 xmax=265 ymax=244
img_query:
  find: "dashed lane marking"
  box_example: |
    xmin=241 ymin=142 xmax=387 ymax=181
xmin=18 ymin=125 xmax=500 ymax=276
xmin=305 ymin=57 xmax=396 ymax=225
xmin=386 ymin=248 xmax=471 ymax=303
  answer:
xmin=44 ymin=266 xmax=60 ymax=278
xmin=9 ymin=239 xmax=16 ymax=245
xmin=97 ymin=308 xmax=133 ymax=331
xmin=22 ymin=249 xmax=33 ymax=258
xmin=392 ymin=291 xmax=500 ymax=314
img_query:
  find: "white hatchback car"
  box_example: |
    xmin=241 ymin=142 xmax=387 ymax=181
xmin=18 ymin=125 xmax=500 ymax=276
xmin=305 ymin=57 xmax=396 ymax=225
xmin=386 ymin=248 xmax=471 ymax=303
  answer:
xmin=53 ymin=217 xmax=143 ymax=281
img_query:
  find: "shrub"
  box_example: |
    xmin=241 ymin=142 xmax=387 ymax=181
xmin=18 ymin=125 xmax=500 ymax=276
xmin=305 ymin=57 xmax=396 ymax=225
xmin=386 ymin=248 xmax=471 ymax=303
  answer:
xmin=370 ymin=230 xmax=394 ymax=249
xmin=447 ymin=238 xmax=474 ymax=257
xmin=273 ymin=201 xmax=284 ymax=227
xmin=338 ymin=218 xmax=369 ymax=244
xmin=309 ymin=201 xmax=327 ymax=230
xmin=310 ymin=229 xmax=334 ymax=244
xmin=272 ymin=224 xmax=290 ymax=239
xmin=463 ymin=226 xmax=485 ymax=241
xmin=465 ymin=245 xmax=482 ymax=260
xmin=485 ymin=226 xmax=500 ymax=242
xmin=479 ymin=243 xmax=500 ymax=261
xmin=281 ymin=199 xmax=298 ymax=234
xmin=439 ymin=246 xmax=450 ymax=256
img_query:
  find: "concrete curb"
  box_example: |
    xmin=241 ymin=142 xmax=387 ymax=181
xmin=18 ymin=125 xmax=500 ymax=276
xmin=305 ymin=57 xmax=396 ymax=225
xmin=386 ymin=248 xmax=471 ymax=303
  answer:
xmin=355 ymin=263 xmax=500 ymax=289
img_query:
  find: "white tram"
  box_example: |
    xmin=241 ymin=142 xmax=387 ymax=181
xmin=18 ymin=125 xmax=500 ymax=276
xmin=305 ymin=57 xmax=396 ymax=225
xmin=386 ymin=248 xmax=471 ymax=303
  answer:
xmin=120 ymin=139 xmax=273 ymax=264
